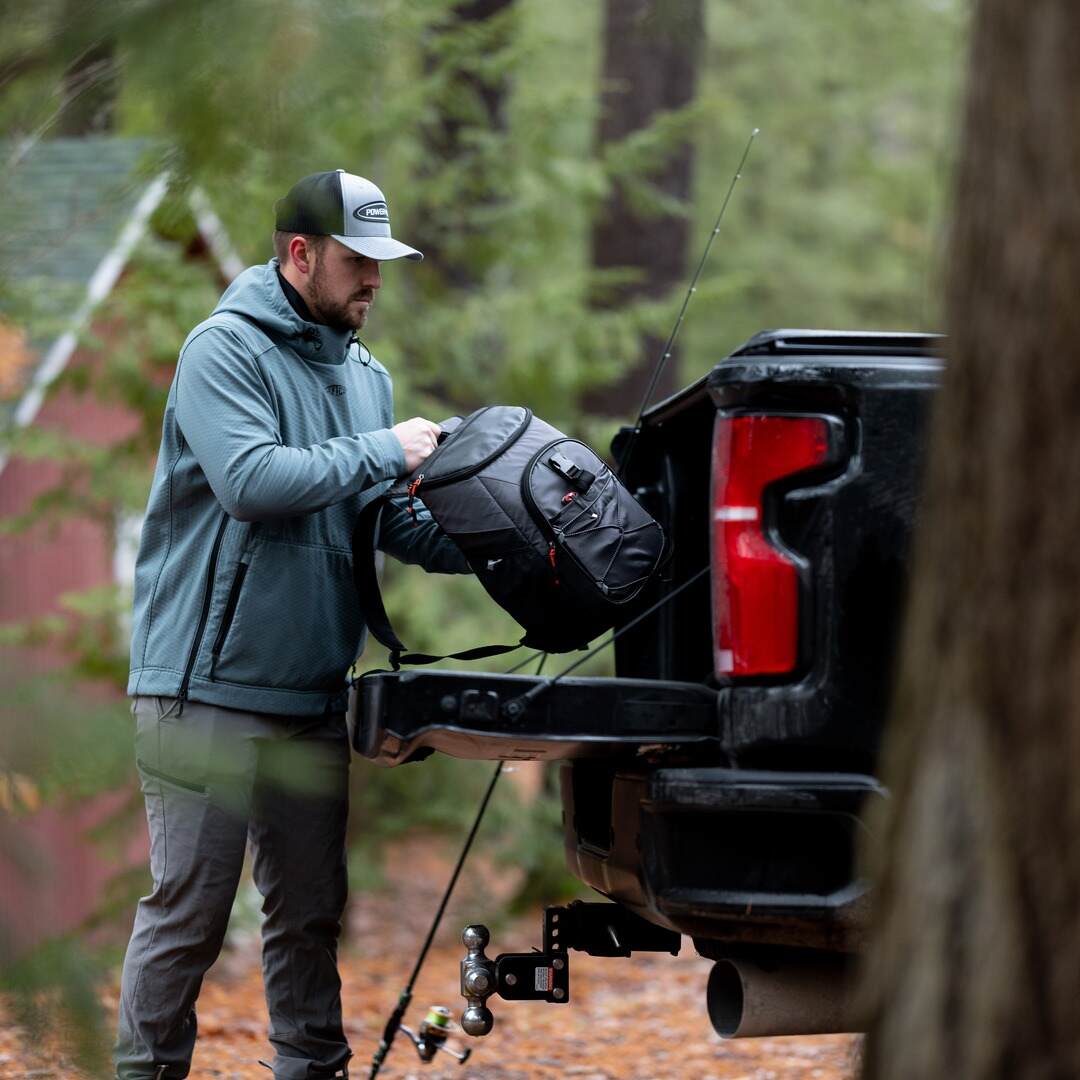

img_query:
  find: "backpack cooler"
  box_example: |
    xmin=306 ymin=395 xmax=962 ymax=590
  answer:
xmin=351 ymin=405 xmax=666 ymax=665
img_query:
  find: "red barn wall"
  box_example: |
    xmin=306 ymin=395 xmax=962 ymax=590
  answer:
xmin=1 ymin=327 xmax=151 ymax=952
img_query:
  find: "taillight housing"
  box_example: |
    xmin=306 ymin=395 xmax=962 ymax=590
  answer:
xmin=711 ymin=415 xmax=831 ymax=679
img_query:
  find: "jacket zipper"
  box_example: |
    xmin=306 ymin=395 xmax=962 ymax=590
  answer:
xmin=209 ymin=560 xmax=248 ymax=679
xmin=413 ymin=407 xmax=533 ymax=491
xmin=178 ymin=512 xmax=229 ymax=700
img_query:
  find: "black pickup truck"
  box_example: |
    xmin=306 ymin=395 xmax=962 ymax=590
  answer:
xmin=350 ymin=329 xmax=940 ymax=1040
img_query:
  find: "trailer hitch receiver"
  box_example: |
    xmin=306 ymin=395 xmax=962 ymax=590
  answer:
xmin=460 ymin=902 xmax=680 ymax=1036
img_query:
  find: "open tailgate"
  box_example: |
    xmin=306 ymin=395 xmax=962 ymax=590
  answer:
xmin=349 ymin=670 xmax=720 ymax=765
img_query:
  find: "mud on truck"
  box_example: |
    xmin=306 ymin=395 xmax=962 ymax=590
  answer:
xmin=349 ymin=329 xmax=939 ymax=1043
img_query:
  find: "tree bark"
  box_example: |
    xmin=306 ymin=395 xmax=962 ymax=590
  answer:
xmin=861 ymin=3 xmax=1080 ymax=1076
xmin=588 ymin=0 xmax=703 ymax=416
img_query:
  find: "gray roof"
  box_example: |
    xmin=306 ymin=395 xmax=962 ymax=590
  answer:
xmin=0 ymin=136 xmax=164 ymax=427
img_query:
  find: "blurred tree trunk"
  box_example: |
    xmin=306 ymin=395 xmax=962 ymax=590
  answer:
xmin=861 ymin=3 xmax=1080 ymax=1076
xmin=588 ymin=0 xmax=703 ymax=417
xmin=419 ymin=0 xmax=515 ymax=285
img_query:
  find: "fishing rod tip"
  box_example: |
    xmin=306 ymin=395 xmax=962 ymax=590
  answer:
xmin=751 ymin=127 xmax=761 ymax=136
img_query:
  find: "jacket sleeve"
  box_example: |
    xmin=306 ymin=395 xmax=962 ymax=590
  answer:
xmin=174 ymin=326 xmax=406 ymax=521
xmin=377 ymin=497 xmax=472 ymax=574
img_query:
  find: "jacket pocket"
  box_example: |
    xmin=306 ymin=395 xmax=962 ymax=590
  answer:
xmin=209 ymin=560 xmax=248 ymax=679
xmin=208 ymin=539 xmax=364 ymax=693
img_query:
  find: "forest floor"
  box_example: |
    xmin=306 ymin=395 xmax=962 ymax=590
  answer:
xmin=0 ymin=834 xmax=859 ymax=1079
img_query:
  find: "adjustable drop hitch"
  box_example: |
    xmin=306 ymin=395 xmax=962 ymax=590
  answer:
xmin=459 ymin=900 xmax=682 ymax=1036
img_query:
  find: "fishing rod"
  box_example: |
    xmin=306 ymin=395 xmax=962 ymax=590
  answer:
xmin=497 ymin=130 xmax=760 ymax=722
xmin=616 ymin=126 xmax=759 ymax=479
xmin=367 ymin=653 xmax=544 ymax=1079
xmin=500 ymin=565 xmax=710 ymax=721
xmin=368 ymin=129 xmax=757 ymax=1076
xmin=367 ymin=567 xmax=710 ymax=1076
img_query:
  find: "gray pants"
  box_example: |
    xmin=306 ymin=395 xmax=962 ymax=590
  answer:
xmin=115 ymin=696 xmax=351 ymax=1079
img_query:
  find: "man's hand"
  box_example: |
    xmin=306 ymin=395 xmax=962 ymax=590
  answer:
xmin=391 ymin=417 xmax=442 ymax=474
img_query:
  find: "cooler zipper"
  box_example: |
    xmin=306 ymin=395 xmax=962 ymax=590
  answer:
xmin=178 ymin=512 xmax=229 ymax=701
xmin=405 ymin=473 xmax=425 ymax=523
xmin=408 ymin=406 xmax=533 ymax=492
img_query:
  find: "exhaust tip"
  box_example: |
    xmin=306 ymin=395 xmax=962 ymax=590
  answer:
xmin=706 ymin=953 xmax=859 ymax=1039
xmin=706 ymin=960 xmax=744 ymax=1038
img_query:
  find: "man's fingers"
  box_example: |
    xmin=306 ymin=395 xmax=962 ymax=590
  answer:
xmin=390 ymin=417 xmax=447 ymax=474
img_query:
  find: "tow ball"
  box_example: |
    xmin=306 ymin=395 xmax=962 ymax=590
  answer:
xmin=459 ymin=901 xmax=681 ymax=1036
xmin=399 ymin=1005 xmax=472 ymax=1065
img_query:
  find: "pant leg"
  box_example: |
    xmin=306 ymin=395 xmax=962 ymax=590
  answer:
xmin=249 ymin=713 xmax=351 ymax=1080
xmin=115 ymin=697 xmax=259 ymax=1079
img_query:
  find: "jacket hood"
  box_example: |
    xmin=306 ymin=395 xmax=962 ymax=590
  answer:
xmin=212 ymin=259 xmax=354 ymax=365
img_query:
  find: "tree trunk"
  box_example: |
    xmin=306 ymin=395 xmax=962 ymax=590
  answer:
xmin=588 ymin=0 xmax=703 ymax=417
xmin=861 ymin=3 xmax=1080 ymax=1076
xmin=417 ymin=0 xmax=515 ymax=284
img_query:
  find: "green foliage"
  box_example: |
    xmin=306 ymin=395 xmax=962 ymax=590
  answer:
xmin=0 ymin=660 xmax=133 ymax=803
xmin=0 ymin=937 xmax=112 ymax=1076
xmin=0 ymin=0 xmax=970 ymax=1058
xmin=681 ymin=0 xmax=969 ymax=380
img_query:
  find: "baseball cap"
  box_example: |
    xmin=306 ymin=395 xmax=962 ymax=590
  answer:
xmin=274 ymin=170 xmax=423 ymax=262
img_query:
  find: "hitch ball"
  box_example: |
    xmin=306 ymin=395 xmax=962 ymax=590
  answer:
xmin=461 ymin=1004 xmax=494 ymax=1037
xmin=460 ymin=925 xmax=496 ymax=1036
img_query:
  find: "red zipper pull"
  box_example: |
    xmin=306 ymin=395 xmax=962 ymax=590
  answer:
xmin=548 ymin=542 xmax=559 ymax=585
xmin=406 ymin=474 xmax=424 ymax=525
xmin=562 ymin=491 xmax=576 ymax=505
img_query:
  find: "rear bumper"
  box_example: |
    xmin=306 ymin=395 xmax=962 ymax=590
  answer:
xmin=349 ymin=670 xmax=720 ymax=765
xmin=351 ymin=670 xmax=883 ymax=952
xmin=565 ymin=765 xmax=883 ymax=951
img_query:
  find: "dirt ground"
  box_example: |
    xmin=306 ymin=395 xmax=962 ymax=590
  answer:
xmin=0 ymin=835 xmax=859 ymax=1079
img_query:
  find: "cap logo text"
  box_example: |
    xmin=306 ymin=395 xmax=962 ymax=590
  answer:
xmin=353 ymin=200 xmax=390 ymax=223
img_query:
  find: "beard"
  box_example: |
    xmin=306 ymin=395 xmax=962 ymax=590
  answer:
xmin=308 ymin=258 xmax=371 ymax=333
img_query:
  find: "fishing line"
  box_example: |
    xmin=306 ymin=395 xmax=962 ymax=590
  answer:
xmin=370 ymin=129 xmax=757 ymax=1074
xmin=617 ymin=127 xmax=759 ymax=478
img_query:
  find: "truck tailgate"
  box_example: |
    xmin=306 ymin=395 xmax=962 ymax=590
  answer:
xmin=350 ymin=670 xmax=720 ymax=765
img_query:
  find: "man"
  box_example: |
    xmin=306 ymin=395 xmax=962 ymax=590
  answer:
xmin=116 ymin=170 xmax=467 ymax=1079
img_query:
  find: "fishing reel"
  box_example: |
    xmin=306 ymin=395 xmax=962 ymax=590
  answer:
xmin=399 ymin=1005 xmax=472 ymax=1065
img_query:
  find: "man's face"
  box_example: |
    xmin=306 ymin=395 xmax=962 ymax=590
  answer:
xmin=306 ymin=239 xmax=382 ymax=333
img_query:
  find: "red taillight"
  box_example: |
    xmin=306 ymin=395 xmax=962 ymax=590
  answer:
xmin=711 ymin=415 xmax=830 ymax=678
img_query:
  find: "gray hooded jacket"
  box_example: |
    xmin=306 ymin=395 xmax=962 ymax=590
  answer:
xmin=127 ymin=260 xmax=465 ymax=715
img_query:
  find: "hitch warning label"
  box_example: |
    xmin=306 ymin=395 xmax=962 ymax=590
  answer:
xmin=534 ymin=967 xmax=553 ymax=992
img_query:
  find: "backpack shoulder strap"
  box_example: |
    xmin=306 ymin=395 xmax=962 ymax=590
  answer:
xmin=352 ymin=498 xmax=522 ymax=671
xmin=352 ymin=498 xmax=410 ymax=660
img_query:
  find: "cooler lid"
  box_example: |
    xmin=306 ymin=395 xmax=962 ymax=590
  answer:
xmin=390 ymin=405 xmax=531 ymax=493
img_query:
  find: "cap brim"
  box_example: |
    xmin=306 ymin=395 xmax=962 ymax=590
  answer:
xmin=332 ymin=234 xmax=423 ymax=262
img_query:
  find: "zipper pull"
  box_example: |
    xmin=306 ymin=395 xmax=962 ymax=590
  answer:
xmin=548 ymin=542 xmax=559 ymax=586
xmin=406 ymin=474 xmax=424 ymax=525
xmin=562 ymin=491 xmax=576 ymax=505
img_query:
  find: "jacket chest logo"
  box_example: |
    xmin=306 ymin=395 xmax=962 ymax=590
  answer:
xmin=326 ymin=384 xmax=347 ymax=398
